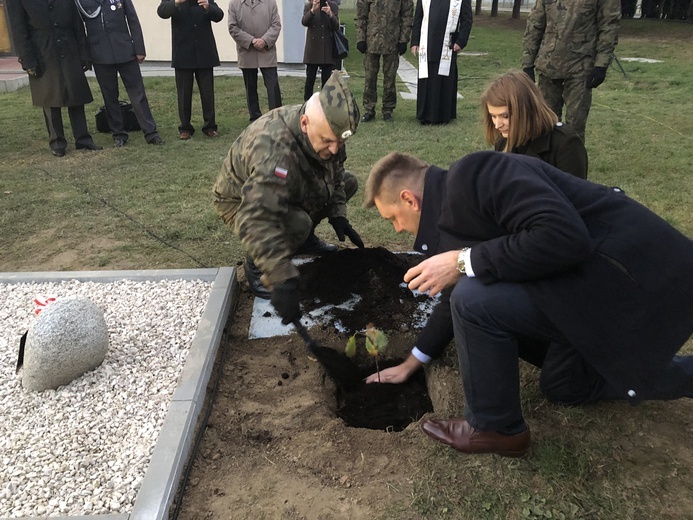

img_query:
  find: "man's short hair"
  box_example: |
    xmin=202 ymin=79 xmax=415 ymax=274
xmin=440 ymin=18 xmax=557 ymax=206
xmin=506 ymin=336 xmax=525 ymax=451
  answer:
xmin=364 ymin=152 xmax=428 ymax=208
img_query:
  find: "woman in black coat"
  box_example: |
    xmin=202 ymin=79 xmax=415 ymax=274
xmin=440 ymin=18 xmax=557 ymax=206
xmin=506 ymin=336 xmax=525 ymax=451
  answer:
xmin=481 ymin=70 xmax=588 ymax=179
xmin=301 ymin=0 xmax=339 ymax=101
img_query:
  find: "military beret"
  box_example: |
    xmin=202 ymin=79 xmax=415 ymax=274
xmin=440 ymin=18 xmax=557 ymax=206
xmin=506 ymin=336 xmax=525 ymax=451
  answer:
xmin=319 ymin=71 xmax=360 ymax=141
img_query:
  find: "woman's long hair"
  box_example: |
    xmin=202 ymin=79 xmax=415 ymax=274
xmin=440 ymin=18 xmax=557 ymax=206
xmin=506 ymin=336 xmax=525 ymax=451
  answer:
xmin=481 ymin=70 xmax=558 ymax=152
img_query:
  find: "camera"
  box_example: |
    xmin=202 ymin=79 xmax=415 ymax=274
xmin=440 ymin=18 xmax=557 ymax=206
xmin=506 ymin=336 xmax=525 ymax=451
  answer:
xmin=320 ymin=0 xmax=326 ymax=7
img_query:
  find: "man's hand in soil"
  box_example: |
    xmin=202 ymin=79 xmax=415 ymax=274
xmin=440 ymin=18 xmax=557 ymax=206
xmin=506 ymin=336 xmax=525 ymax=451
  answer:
xmin=270 ymin=278 xmax=301 ymax=325
xmin=404 ymin=250 xmax=461 ymax=297
xmin=365 ymin=354 xmax=422 ymax=384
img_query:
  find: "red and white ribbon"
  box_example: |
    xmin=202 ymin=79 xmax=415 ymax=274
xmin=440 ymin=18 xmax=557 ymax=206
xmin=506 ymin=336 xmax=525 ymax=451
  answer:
xmin=33 ymin=295 xmax=57 ymax=315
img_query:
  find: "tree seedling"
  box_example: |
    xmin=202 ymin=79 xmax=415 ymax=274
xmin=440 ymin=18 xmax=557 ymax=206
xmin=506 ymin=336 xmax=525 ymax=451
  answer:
xmin=345 ymin=323 xmax=388 ymax=383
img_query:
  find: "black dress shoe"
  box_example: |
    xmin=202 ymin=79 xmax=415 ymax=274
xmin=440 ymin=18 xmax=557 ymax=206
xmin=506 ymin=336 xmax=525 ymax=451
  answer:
xmin=76 ymin=142 xmax=103 ymax=151
xmin=295 ymin=232 xmax=337 ymax=255
xmin=113 ymin=138 xmax=126 ymax=148
xmin=421 ymin=418 xmax=530 ymax=458
xmin=244 ymin=257 xmax=271 ymax=299
xmin=52 ymin=149 xmax=66 ymax=157
xmin=148 ymin=135 xmax=165 ymax=145
xmin=361 ymin=112 xmax=375 ymax=123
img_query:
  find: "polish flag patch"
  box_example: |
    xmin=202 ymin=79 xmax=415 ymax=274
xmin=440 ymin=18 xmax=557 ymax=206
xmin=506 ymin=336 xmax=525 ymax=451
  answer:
xmin=274 ymin=166 xmax=288 ymax=179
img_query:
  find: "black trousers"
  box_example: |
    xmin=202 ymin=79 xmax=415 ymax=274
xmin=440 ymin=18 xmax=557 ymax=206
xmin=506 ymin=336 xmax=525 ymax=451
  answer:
xmin=174 ymin=67 xmax=216 ymax=135
xmin=93 ymin=60 xmax=159 ymax=142
xmin=241 ymin=67 xmax=282 ymax=121
xmin=451 ymin=276 xmax=693 ymax=433
xmin=304 ymin=64 xmax=334 ymax=101
xmin=42 ymin=105 xmax=95 ymax=152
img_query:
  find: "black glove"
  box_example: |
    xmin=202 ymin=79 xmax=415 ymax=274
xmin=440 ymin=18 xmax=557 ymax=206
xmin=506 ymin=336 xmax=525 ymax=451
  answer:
xmin=329 ymin=216 xmax=364 ymax=248
xmin=270 ymin=278 xmax=302 ymax=325
xmin=82 ymin=60 xmax=92 ymax=72
xmin=397 ymin=42 xmax=408 ymax=56
xmin=585 ymin=66 xmax=607 ymax=89
xmin=356 ymin=41 xmax=367 ymax=54
xmin=523 ymin=66 xmax=535 ymax=83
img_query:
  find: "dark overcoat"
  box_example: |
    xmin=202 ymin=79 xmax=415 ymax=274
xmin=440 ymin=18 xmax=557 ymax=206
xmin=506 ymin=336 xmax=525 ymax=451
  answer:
xmin=301 ymin=1 xmax=339 ymax=65
xmin=157 ymin=0 xmax=224 ymax=69
xmin=495 ymin=123 xmax=589 ymax=180
xmin=6 ymin=0 xmax=93 ymax=107
xmin=415 ymin=151 xmax=693 ymax=401
xmin=79 ymin=0 xmax=145 ymax=64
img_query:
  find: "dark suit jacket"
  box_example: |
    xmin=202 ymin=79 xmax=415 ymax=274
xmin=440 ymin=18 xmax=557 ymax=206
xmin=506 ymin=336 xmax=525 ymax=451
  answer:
xmin=6 ymin=0 xmax=93 ymax=107
xmin=79 ymin=0 xmax=145 ymax=64
xmin=414 ymin=151 xmax=693 ymax=401
xmin=157 ymin=0 xmax=224 ymax=69
xmin=495 ymin=123 xmax=589 ymax=179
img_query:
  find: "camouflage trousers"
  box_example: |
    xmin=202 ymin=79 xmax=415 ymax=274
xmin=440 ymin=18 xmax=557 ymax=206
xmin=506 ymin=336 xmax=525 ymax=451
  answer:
xmin=538 ymin=74 xmax=592 ymax=143
xmin=238 ymin=170 xmax=359 ymax=255
xmin=362 ymin=53 xmax=400 ymax=115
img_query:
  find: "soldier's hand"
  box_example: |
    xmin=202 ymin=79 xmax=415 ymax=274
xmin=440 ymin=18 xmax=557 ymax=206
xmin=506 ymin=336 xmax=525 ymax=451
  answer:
xmin=397 ymin=42 xmax=408 ymax=56
xmin=522 ymin=66 xmax=535 ymax=83
xmin=356 ymin=41 xmax=367 ymax=54
xmin=329 ymin=217 xmax=364 ymax=248
xmin=82 ymin=60 xmax=92 ymax=72
xmin=270 ymin=278 xmax=302 ymax=325
xmin=586 ymin=66 xmax=607 ymax=89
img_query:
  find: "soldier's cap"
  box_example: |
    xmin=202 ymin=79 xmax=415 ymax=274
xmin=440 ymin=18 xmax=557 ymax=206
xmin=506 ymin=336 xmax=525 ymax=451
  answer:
xmin=319 ymin=71 xmax=360 ymax=141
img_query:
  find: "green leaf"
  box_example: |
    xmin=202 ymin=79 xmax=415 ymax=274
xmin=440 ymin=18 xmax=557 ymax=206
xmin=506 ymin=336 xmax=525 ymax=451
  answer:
xmin=345 ymin=335 xmax=357 ymax=358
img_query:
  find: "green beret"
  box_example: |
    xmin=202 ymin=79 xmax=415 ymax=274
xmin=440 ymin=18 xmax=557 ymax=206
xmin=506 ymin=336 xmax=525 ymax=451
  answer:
xmin=319 ymin=71 xmax=360 ymax=141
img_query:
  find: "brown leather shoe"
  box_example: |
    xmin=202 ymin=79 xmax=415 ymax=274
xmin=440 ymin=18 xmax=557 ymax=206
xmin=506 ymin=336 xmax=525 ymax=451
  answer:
xmin=179 ymin=131 xmax=191 ymax=140
xmin=420 ymin=418 xmax=530 ymax=457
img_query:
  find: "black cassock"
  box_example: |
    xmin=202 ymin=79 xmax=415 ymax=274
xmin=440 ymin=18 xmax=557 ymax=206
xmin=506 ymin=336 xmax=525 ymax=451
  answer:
xmin=411 ymin=0 xmax=473 ymax=124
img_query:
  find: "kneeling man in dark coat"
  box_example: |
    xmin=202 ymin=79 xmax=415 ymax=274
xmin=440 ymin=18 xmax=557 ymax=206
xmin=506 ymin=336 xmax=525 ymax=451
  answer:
xmin=7 ymin=0 xmax=102 ymax=156
xmin=364 ymin=150 xmax=693 ymax=457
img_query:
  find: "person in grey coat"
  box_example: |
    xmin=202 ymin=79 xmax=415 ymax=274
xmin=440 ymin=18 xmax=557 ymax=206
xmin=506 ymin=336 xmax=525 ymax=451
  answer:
xmin=77 ymin=0 xmax=164 ymax=147
xmin=6 ymin=0 xmax=102 ymax=157
xmin=158 ymin=0 xmax=224 ymax=140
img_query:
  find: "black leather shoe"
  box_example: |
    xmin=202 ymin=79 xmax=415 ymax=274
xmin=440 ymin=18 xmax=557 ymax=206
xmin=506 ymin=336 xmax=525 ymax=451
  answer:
xmin=383 ymin=112 xmax=394 ymax=122
xmin=114 ymin=138 xmax=126 ymax=148
xmin=52 ymin=149 xmax=66 ymax=157
xmin=295 ymin=232 xmax=337 ymax=255
xmin=76 ymin=142 xmax=103 ymax=151
xmin=148 ymin=135 xmax=165 ymax=145
xmin=421 ymin=418 xmax=530 ymax=458
xmin=361 ymin=112 xmax=375 ymax=123
xmin=244 ymin=257 xmax=271 ymax=299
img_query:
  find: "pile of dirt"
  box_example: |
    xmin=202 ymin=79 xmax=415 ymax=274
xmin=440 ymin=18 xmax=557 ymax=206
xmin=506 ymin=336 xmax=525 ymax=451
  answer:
xmin=298 ymin=247 xmax=427 ymax=334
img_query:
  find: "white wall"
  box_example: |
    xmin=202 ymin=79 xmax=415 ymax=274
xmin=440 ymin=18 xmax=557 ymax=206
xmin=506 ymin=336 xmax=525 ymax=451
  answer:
xmin=138 ymin=0 xmax=306 ymax=63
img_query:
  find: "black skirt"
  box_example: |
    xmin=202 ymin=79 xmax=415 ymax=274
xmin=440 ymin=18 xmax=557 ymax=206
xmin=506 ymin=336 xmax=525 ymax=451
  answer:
xmin=416 ymin=58 xmax=459 ymax=124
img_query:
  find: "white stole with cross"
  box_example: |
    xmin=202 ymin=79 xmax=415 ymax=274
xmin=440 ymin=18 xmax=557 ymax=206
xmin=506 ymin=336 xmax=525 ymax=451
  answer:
xmin=418 ymin=0 xmax=463 ymax=79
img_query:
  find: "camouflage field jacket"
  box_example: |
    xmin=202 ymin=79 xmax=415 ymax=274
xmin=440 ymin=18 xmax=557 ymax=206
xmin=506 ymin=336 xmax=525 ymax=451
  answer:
xmin=355 ymin=0 xmax=414 ymax=54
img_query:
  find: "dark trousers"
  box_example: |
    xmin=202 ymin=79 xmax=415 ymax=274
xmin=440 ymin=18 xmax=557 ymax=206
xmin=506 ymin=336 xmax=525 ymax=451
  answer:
xmin=42 ymin=105 xmax=95 ymax=152
xmin=93 ymin=60 xmax=159 ymax=143
xmin=174 ymin=67 xmax=216 ymax=135
xmin=304 ymin=64 xmax=335 ymax=101
xmin=451 ymin=276 xmax=693 ymax=432
xmin=241 ymin=67 xmax=282 ymax=121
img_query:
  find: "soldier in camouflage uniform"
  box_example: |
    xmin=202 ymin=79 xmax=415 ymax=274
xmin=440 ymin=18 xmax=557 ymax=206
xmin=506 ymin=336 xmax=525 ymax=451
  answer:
xmin=522 ymin=0 xmax=620 ymax=142
xmin=213 ymin=71 xmax=364 ymax=323
xmin=355 ymin=0 xmax=414 ymax=122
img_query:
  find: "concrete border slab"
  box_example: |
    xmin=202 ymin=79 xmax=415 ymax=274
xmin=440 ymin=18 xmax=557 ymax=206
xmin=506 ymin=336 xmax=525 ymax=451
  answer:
xmin=0 ymin=267 xmax=238 ymax=520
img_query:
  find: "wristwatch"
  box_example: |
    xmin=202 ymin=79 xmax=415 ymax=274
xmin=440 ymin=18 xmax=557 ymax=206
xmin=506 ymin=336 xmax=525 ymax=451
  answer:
xmin=457 ymin=248 xmax=470 ymax=274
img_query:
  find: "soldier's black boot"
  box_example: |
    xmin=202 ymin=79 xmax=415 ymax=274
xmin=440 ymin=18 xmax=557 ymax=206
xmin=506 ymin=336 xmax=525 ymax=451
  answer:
xmin=295 ymin=232 xmax=338 ymax=255
xmin=244 ymin=257 xmax=271 ymax=299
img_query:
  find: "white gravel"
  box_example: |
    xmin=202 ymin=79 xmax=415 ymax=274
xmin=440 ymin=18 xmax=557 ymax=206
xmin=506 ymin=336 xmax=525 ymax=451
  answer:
xmin=0 ymin=278 xmax=212 ymax=518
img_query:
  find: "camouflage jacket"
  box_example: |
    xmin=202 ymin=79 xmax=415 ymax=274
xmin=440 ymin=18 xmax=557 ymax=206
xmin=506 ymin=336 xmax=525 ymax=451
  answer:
xmin=355 ymin=0 xmax=414 ymax=54
xmin=522 ymin=0 xmax=621 ymax=79
xmin=213 ymin=105 xmax=348 ymax=285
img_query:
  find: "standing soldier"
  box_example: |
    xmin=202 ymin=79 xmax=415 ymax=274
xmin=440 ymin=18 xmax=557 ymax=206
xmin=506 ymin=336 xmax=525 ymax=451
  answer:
xmin=522 ymin=0 xmax=620 ymax=142
xmin=213 ymin=72 xmax=364 ymax=324
xmin=76 ymin=0 xmax=164 ymax=147
xmin=6 ymin=0 xmax=102 ymax=157
xmin=355 ymin=0 xmax=413 ymax=123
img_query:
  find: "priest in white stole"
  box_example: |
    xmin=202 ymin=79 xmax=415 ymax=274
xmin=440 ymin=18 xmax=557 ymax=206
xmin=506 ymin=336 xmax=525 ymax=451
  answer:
xmin=411 ymin=0 xmax=473 ymax=125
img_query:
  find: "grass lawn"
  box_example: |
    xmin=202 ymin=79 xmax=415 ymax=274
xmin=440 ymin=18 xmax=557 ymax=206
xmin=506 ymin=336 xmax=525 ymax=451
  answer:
xmin=1 ymin=11 xmax=692 ymax=520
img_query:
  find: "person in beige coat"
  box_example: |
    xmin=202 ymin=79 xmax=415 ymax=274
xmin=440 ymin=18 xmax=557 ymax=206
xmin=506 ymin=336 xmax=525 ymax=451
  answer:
xmin=228 ymin=0 xmax=283 ymax=121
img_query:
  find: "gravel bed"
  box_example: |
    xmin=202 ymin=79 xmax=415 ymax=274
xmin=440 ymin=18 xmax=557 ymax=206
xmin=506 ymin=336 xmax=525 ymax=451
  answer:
xmin=0 ymin=279 xmax=212 ymax=518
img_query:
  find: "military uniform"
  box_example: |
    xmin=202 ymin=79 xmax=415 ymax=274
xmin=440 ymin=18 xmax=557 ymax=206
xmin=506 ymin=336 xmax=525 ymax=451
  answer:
xmin=522 ymin=0 xmax=620 ymax=141
xmin=213 ymin=72 xmax=360 ymax=287
xmin=355 ymin=0 xmax=413 ymax=119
